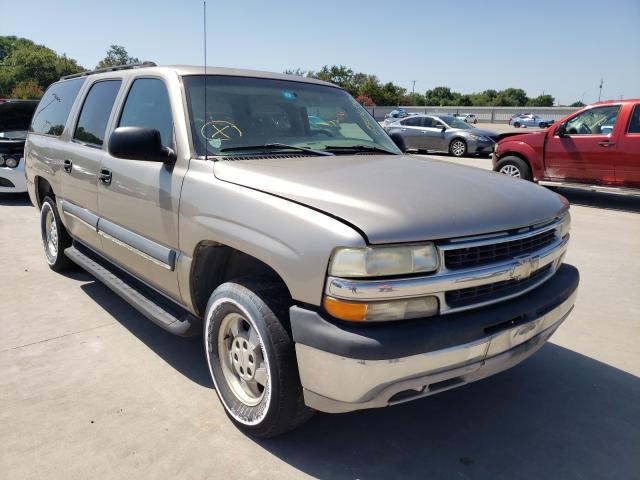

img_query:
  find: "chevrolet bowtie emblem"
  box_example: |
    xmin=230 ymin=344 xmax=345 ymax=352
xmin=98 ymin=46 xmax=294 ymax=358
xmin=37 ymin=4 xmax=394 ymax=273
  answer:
xmin=510 ymin=255 xmax=539 ymax=280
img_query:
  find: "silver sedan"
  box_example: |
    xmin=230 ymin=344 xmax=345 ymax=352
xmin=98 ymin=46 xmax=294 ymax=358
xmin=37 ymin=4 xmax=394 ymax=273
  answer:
xmin=385 ymin=115 xmax=498 ymax=157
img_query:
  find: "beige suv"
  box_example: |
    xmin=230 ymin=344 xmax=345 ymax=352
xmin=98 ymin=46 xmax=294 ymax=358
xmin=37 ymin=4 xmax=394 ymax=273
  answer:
xmin=25 ymin=63 xmax=579 ymax=437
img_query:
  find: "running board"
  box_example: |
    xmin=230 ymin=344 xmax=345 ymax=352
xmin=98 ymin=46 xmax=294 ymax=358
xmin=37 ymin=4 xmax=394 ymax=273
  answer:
xmin=64 ymin=244 xmax=201 ymax=337
xmin=539 ymin=180 xmax=640 ymax=197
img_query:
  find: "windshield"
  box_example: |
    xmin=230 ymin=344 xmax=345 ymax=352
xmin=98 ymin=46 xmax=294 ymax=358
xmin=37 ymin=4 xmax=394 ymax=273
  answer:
xmin=182 ymin=75 xmax=400 ymax=157
xmin=439 ymin=115 xmax=473 ymax=129
xmin=0 ymin=101 xmax=38 ymax=139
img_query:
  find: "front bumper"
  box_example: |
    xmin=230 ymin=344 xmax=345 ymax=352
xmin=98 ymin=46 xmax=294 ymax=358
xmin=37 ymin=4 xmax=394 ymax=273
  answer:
xmin=291 ymin=263 xmax=579 ymax=413
xmin=467 ymin=138 xmax=496 ymax=154
xmin=0 ymin=161 xmax=27 ymax=193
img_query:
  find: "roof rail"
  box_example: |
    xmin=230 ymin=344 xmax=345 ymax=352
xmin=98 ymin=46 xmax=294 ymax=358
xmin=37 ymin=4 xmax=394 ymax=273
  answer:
xmin=61 ymin=61 xmax=157 ymax=80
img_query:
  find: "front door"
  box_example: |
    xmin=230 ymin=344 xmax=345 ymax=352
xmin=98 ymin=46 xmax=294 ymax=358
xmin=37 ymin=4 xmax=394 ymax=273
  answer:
xmin=98 ymin=77 xmax=185 ymax=299
xmin=544 ymin=105 xmax=621 ymax=184
xmin=419 ymin=116 xmax=447 ymax=150
xmin=61 ymin=79 xmax=122 ymax=250
xmin=615 ymin=103 xmax=640 ymax=187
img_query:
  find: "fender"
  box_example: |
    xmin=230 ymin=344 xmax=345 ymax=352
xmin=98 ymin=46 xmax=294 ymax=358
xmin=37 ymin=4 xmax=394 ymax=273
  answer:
xmin=497 ymin=137 xmax=545 ymax=180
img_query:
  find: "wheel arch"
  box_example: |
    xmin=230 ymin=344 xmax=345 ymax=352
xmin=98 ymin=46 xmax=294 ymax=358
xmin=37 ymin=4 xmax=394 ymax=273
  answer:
xmin=495 ymin=143 xmax=543 ymax=179
xmin=34 ymin=175 xmax=55 ymax=208
xmin=189 ymin=241 xmax=293 ymax=318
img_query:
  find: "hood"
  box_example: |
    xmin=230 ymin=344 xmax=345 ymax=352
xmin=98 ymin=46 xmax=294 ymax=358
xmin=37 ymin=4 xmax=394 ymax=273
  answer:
xmin=214 ymin=154 xmax=567 ymax=244
xmin=0 ymin=100 xmax=38 ymax=133
xmin=462 ymin=127 xmax=498 ymax=138
xmin=497 ymin=130 xmax=547 ymax=143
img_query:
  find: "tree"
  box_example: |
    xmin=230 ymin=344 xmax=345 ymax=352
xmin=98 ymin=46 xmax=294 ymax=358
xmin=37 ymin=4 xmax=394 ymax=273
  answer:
xmin=528 ymin=94 xmax=555 ymax=107
xmin=424 ymin=86 xmax=455 ymax=106
xmin=96 ymin=45 xmax=139 ymax=69
xmin=10 ymin=79 xmax=43 ymax=99
xmin=570 ymin=100 xmax=586 ymax=107
xmin=355 ymin=95 xmax=375 ymax=106
xmin=495 ymin=88 xmax=528 ymax=106
xmin=0 ymin=35 xmax=84 ymax=97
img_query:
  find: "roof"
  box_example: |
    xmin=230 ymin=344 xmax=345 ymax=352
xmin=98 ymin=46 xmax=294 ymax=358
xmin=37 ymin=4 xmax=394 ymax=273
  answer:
xmin=589 ymin=98 xmax=640 ymax=106
xmin=60 ymin=63 xmax=338 ymax=88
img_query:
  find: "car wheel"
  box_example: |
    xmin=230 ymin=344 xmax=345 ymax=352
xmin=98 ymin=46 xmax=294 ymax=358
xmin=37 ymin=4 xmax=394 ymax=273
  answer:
xmin=495 ymin=156 xmax=532 ymax=181
xmin=513 ymin=122 xmax=521 ymax=128
xmin=40 ymin=196 xmax=73 ymax=271
xmin=204 ymin=278 xmax=314 ymax=437
xmin=539 ymin=122 xmax=547 ymax=128
xmin=449 ymin=138 xmax=467 ymax=157
xmin=473 ymin=119 xmax=477 ymax=124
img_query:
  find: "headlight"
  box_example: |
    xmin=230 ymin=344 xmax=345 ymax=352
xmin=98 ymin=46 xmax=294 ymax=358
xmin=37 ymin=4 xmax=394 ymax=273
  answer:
xmin=469 ymin=134 xmax=489 ymax=141
xmin=329 ymin=244 xmax=439 ymax=277
xmin=559 ymin=212 xmax=571 ymax=238
xmin=324 ymin=295 xmax=439 ymax=322
xmin=5 ymin=156 xmax=19 ymax=168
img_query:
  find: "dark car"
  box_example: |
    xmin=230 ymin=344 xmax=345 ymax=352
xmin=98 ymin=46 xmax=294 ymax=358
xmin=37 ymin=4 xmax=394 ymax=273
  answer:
xmin=0 ymin=99 xmax=39 ymax=193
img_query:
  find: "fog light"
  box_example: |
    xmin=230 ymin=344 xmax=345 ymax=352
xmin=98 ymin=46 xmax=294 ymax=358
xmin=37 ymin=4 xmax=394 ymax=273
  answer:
xmin=5 ymin=157 xmax=19 ymax=168
xmin=324 ymin=296 xmax=439 ymax=322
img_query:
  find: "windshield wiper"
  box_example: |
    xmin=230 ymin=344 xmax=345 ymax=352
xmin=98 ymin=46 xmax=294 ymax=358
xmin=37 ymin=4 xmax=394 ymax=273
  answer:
xmin=219 ymin=143 xmax=334 ymax=156
xmin=323 ymin=144 xmax=398 ymax=155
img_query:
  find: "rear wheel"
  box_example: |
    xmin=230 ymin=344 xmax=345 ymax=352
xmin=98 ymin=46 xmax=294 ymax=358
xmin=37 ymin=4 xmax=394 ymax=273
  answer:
xmin=449 ymin=138 xmax=467 ymax=157
xmin=204 ymin=278 xmax=313 ymax=437
xmin=513 ymin=122 xmax=521 ymax=128
xmin=40 ymin=196 xmax=72 ymax=271
xmin=495 ymin=156 xmax=532 ymax=181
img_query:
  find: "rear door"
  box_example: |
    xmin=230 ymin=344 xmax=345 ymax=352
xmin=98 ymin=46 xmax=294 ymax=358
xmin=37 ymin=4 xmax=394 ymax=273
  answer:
xmin=98 ymin=77 xmax=184 ymax=299
xmin=60 ymin=79 xmax=122 ymax=250
xmin=420 ymin=116 xmax=447 ymax=150
xmin=544 ymin=105 xmax=621 ymax=184
xmin=396 ymin=116 xmax=423 ymax=149
xmin=615 ymin=103 xmax=640 ymax=187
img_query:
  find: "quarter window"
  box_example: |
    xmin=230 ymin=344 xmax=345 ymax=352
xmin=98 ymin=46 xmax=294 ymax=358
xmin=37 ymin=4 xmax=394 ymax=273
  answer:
xmin=73 ymin=80 xmax=122 ymax=146
xmin=565 ymin=105 xmax=620 ymax=135
xmin=118 ymin=78 xmax=173 ymax=148
xmin=29 ymin=78 xmax=85 ymax=136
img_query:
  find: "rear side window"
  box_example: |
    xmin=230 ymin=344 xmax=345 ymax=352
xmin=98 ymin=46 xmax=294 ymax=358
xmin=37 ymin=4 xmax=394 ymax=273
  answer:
xmin=627 ymin=105 xmax=640 ymax=134
xmin=402 ymin=116 xmax=422 ymax=127
xmin=73 ymin=80 xmax=122 ymax=147
xmin=118 ymin=78 xmax=173 ymax=147
xmin=29 ymin=78 xmax=85 ymax=136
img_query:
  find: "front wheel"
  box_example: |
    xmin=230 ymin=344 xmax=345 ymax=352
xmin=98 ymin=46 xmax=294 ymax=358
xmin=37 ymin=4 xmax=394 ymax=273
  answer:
xmin=204 ymin=278 xmax=313 ymax=437
xmin=495 ymin=156 xmax=532 ymax=181
xmin=539 ymin=122 xmax=548 ymax=128
xmin=449 ymin=138 xmax=467 ymax=157
xmin=513 ymin=122 xmax=521 ymax=128
xmin=40 ymin=196 xmax=72 ymax=271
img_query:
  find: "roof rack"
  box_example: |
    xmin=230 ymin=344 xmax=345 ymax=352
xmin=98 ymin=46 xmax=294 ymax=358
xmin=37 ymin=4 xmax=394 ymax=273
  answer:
xmin=61 ymin=61 xmax=157 ymax=80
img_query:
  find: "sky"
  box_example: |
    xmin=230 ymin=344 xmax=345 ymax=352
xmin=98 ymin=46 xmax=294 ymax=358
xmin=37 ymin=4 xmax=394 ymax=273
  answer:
xmin=2 ymin=0 xmax=639 ymax=105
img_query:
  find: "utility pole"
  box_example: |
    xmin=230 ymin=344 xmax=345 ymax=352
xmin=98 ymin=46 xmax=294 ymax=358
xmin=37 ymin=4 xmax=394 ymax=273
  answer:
xmin=598 ymin=78 xmax=604 ymax=102
xmin=412 ymin=80 xmax=416 ymax=95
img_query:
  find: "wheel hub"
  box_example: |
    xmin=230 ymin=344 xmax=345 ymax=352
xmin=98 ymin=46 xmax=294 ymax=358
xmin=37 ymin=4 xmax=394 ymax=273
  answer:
xmin=230 ymin=337 xmax=257 ymax=381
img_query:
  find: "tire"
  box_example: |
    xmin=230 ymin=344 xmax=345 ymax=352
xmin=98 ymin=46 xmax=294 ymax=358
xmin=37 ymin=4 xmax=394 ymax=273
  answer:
xmin=449 ymin=138 xmax=467 ymax=157
xmin=513 ymin=122 xmax=521 ymax=128
xmin=539 ymin=122 xmax=547 ymax=128
xmin=203 ymin=278 xmax=313 ymax=437
xmin=40 ymin=196 xmax=73 ymax=271
xmin=494 ymin=156 xmax=532 ymax=181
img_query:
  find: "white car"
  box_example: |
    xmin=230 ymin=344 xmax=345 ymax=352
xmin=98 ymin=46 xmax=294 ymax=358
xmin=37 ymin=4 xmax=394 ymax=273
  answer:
xmin=455 ymin=113 xmax=477 ymax=124
xmin=0 ymin=100 xmax=38 ymax=193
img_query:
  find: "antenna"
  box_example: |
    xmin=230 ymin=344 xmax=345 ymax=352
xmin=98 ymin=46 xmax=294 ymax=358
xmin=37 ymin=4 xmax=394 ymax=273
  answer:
xmin=203 ymin=0 xmax=208 ymax=160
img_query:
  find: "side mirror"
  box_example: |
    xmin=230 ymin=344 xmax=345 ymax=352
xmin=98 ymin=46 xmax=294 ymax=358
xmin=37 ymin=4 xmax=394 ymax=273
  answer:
xmin=556 ymin=124 xmax=567 ymax=137
xmin=440 ymin=125 xmax=447 ymax=131
xmin=108 ymin=127 xmax=176 ymax=163
xmin=389 ymin=132 xmax=407 ymax=153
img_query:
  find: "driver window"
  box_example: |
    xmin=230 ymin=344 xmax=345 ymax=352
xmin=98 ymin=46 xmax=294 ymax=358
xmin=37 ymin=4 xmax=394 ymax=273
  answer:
xmin=119 ymin=78 xmax=174 ymax=148
xmin=565 ymin=105 xmax=620 ymax=136
xmin=422 ymin=117 xmax=435 ymax=128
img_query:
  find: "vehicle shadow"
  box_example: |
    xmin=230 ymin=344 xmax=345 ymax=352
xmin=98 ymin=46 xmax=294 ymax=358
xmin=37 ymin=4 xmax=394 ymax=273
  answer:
xmin=79 ymin=279 xmax=212 ymax=388
xmin=556 ymin=188 xmax=640 ymax=214
xmin=75 ymin=276 xmax=639 ymax=479
xmin=0 ymin=192 xmax=31 ymax=206
xmin=254 ymin=345 xmax=639 ymax=479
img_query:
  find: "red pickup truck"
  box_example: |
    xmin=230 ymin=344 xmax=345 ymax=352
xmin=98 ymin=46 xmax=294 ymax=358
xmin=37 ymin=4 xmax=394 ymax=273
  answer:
xmin=493 ymin=100 xmax=640 ymax=194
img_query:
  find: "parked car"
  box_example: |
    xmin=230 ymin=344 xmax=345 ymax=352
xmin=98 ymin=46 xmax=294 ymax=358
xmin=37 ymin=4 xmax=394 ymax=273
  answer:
xmin=385 ymin=114 xmax=499 ymax=156
xmin=455 ymin=113 xmax=477 ymax=124
xmin=494 ymin=99 xmax=640 ymax=193
xmin=0 ymin=99 xmax=38 ymax=193
xmin=509 ymin=113 xmax=554 ymax=128
xmin=25 ymin=64 xmax=578 ymax=437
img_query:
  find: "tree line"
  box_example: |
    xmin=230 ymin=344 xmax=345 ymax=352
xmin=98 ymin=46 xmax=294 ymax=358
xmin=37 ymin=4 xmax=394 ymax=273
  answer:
xmin=0 ymin=36 xmax=140 ymax=99
xmin=285 ymin=65 xmax=585 ymax=108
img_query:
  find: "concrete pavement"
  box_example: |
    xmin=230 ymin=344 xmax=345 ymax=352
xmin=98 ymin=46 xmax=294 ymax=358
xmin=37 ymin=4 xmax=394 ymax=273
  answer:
xmin=1 ymin=160 xmax=639 ymax=479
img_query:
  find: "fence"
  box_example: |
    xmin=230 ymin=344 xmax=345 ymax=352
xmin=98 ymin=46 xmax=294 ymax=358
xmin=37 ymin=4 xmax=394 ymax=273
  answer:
xmin=365 ymin=105 xmax=580 ymax=123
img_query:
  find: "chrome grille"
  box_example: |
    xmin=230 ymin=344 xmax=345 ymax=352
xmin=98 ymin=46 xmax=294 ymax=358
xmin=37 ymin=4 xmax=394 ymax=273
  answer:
xmin=445 ymin=265 xmax=552 ymax=308
xmin=444 ymin=229 xmax=557 ymax=270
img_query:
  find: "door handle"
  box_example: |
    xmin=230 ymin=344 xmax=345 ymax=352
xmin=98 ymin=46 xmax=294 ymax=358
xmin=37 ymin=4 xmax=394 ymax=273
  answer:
xmin=99 ymin=169 xmax=112 ymax=186
xmin=63 ymin=160 xmax=72 ymax=173
xmin=598 ymin=141 xmax=615 ymax=147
